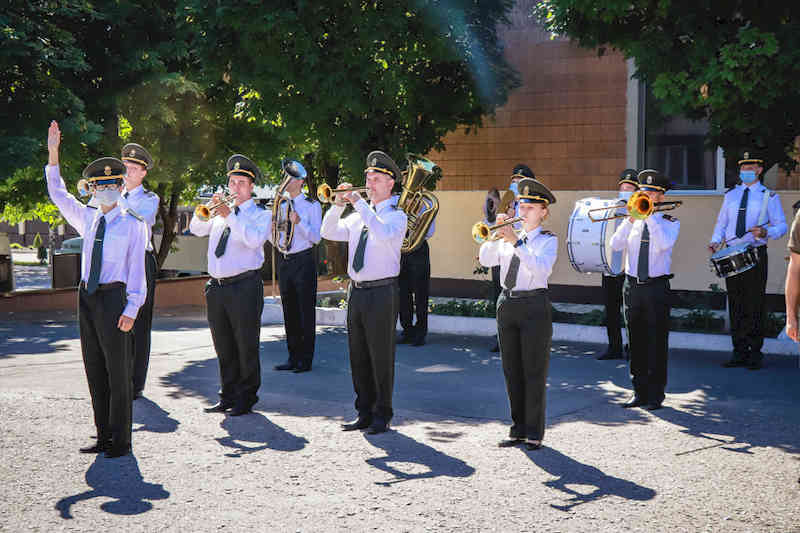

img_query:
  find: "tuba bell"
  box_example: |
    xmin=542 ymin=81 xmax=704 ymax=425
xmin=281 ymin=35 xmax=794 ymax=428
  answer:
xmin=271 ymin=159 xmax=307 ymax=254
xmin=396 ymin=154 xmax=442 ymax=253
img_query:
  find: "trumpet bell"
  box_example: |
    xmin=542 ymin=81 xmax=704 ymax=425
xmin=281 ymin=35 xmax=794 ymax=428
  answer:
xmin=316 ymin=183 xmax=369 ymax=203
xmin=628 ymin=191 xmax=653 ymax=220
xmin=471 ymin=221 xmax=492 ymax=244
xmin=77 ymin=179 xmax=92 ymax=197
xmin=194 ymin=204 xmax=212 ymax=222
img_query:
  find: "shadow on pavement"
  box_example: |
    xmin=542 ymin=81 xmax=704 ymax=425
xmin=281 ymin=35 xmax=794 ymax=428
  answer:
xmin=523 ymin=446 xmax=656 ymax=512
xmin=54 ymin=454 xmax=169 ymax=519
xmin=215 ymin=413 xmax=308 ymax=457
xmin=133 ymin=397 xmax=180 ymax=434
xmin=363 ymin=430 xmax=475 ymax=485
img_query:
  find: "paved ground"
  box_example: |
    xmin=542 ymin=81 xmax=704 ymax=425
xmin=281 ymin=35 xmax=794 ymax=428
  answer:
xmin=0 ymin=309 xmax=798 ymax=532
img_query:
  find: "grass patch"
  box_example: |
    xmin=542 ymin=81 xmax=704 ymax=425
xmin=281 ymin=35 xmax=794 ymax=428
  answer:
xmin=13 ymin=261 xmax=48 ymax=267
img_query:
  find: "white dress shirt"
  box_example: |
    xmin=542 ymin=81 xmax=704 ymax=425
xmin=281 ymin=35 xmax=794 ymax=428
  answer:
xmin=189 ymin=198 xmax=269 ymax=279
xmin=478 ymin=226 xmax=558 ymax=290
xmin=321 ymin=197 xmax=407 ymax=282
xmin=610 ymin=214 xmax=680 ymax=279
xmin=268 ymin=192 xmax=322 ymax=254
xmin=119 ymin=184 xmax=160 ymax=252
xmin=46 ymin=165 xmax=148 ymax=318
xmin=710 ymin=183 xmax=787 ymax=247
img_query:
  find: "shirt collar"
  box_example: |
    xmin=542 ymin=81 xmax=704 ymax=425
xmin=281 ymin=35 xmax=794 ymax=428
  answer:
xmin=125 ymin=184 xmax=144 ymax=197
xmin=97 ymin=204 xmax=122 ymax=223
xmin=525 ymin=226 xmax=543 ymax=240
xmin=374 ymin=197 xmax=394 ymax=212
xmin=238 ymin=198 xmax=255 ymax=212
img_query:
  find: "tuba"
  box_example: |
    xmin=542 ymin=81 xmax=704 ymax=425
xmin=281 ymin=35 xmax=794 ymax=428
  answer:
xmin=397 ymin=154 xmax=441 ymax=253
xmin=271 ymin=159 xmax=307 ymax=254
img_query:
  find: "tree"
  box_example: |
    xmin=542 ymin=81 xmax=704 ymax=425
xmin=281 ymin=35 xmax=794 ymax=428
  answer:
xmin=534 ymin=1 xmax=800 ymax=170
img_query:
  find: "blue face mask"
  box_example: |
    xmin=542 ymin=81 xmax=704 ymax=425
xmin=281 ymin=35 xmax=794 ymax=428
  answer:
xmin=740 ymin=170 xmax=757 ymax=184
xmin=509 ymin=182 xmax=519 ymax=195
xmin=619 ymin=190 xmax=633 ymax=201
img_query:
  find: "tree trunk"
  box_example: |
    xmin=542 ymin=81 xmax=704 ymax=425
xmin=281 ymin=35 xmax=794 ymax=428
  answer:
xmin=155 ymin=183 xmax=184 ymax=270
xmin=47 ymin=224 xmax=56 ymax=287
xmin=316 ymin=152 xmax=348 ymax=276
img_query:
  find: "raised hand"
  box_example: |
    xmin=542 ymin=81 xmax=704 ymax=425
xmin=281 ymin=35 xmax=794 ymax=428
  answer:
xmin=48 ymin=121 xmax=61 ymax=165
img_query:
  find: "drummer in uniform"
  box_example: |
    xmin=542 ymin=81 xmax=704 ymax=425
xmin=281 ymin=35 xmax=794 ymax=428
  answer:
xmin=610 ymin=170 xmax=680 ymax=411
xmin=709 ymin=152 xmax=786 ymax=369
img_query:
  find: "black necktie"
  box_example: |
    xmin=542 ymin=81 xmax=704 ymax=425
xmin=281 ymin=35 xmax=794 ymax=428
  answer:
xmin=735 ymin=188 xmax=749 ymax=238
xmin=123 ymin=191 xmax=129 ymax=199
xmin=214 ymin=207 xmax=239 ymax=258
xmin=504 ymin=237 xmax=526 ymax=290
xmin=352 ymin=226 xmax=368 ymax=272
xmin=86 ymin=216 xmax=106 ymax=294
xmin=637 ymin=223 xmax=650 ymax=282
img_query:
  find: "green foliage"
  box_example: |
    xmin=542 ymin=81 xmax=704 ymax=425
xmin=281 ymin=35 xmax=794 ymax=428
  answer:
xmin=430 ymin=299 xmax=497 ymax=318
xmin=9 ymin=243 xmax=23 ymax=249
xmin=32 ymin=233 xmax=42 ymax=248
xmin=534 ymin=1 xmax=800 ymax=170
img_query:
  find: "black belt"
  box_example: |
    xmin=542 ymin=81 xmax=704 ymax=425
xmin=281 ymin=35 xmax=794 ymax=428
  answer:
xmin=626 ymin=274 xmax=673 ymax=286
xmin=350 ymin=277 xmax=397 ymax=289
xmin=80 ymin=281 xmax=125 ymax=292
xmin=210 ymin=269 xmax=259 ymax=287
xmin=280 ymin=248 xmax=313 ymax=260
xmin=502 ymin=288 xmax=548 ymax=299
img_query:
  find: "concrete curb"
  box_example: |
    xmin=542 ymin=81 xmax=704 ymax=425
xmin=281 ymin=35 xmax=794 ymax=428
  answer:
xmin=261 ymin=297 xmax=799 ymax=356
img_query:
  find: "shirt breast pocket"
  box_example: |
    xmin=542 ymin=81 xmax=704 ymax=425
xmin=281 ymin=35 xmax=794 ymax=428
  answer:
xmin=102 ymin=230 xmax=127 ymax=264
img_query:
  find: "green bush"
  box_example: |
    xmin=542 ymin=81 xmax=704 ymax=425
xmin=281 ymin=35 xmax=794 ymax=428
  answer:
xmin=430 ymin=299 xmax=496 ymax=318
xmin=10 ymin=242 xmax=24 ymax=249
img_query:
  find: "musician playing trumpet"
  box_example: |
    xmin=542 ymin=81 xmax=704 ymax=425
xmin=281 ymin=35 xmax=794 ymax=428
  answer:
xmin=610 ymin=170 xmax=680 ymax=411
xmin=478 ymin=176 xmax=557 ymax=451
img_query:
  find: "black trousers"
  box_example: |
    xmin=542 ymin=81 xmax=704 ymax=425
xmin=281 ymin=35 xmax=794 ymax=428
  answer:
xmin=205 ymin=271 xmax=264 ymax=410
xmin=277 ymin=249 xmax=317 ymax=366
xmin=623 ymin=276 xmax=671 ymax=405
xmin=346 ymin=281 xmax=398 ymax=422
xmin=725 ymin=246 xmax=768 ymax=361
xmin=496 ymin=291 xmax=552 ymax=441
xmin=78 ymin=284 xmax=134 ymax=449
xmin=399 ymin=240 xmax=430 ymax=337
xmin=132 ymin=251 xmax=157 ymax=393
xmin=602 ymin=274 xmax=625 ymax=353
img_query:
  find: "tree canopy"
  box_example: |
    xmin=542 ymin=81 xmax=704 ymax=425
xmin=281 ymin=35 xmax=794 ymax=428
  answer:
xmin=534 ymin=0 xmax=800 ymax=170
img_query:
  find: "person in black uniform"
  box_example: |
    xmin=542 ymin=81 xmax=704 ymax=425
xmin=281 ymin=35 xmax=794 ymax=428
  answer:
xmin=610 ymin=170 xmax=680 ymax=411
xmin=271 ymin=160 xmax=323 ymax=373
xmin=46 ymin=121 xmax=148 ymax=458
xmin=321 ymin=151 xmax=408 ymax=435
xmin=598 ymin=169 xmax=638 ymax=360
xmin=119 ymin=143 xmax=159 ymax=397
xmin=190 ymin=155 xmax=270 ymax=416
xmin=479 ymin=176 xmax=558 ymax=450
xmin=709 ymin=152 xmax=787 ymax=369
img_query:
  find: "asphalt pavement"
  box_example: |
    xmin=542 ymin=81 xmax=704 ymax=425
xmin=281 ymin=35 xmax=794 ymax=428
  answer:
xmin=1 ymin=309 xmax=798 ymax=532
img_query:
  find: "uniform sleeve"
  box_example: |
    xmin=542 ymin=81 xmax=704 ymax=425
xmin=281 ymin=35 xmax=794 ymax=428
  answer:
xmin=293 ymin=201 xmax=322 ymax=244
xmin=122 ymin=192 xmax=159 ymax=228
xmin=610 ymin=219 xmax=633 ymax=251
xmin=122 ymin=220 xmax=148 ymax=319
xmin=710 ymin=195 xmax=729 ymax=244
xmin=478 ymin=239 xmax=502 ymax=267
xmin=765 ymin=193 xmax=787 ymax=240
xmin=45 ymin=165 xmax=89 ymax=236
xmin=353 ymin=198 xmax=407 ymax=241
xmin=647 ymin=215 xmax=680 ymax=253
xmin=516 ymin=235 xmax=558 ymax=278
xmin=425 ymin=214 xmax=436 ymax=239
xmin=226 ymin=207 xmax=269 ymax=249
xmin=321 ymin=205 xmax=350 ymax=242
xmin=788 ymin=211 xmax=800 ymax=254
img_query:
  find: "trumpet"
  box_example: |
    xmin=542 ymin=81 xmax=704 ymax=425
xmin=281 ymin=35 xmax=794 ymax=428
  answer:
xmin=76 ymin=179 xmax=92 ymax=197
xmin=194 ymin=192 xmax=238 ymax=221
xmin=317 ymin=183 xmax=370 ymax=203
xmin=587 ymin=191 xmax=682 ymax=222
xmin=472 ymin=216 xmax=524 ymax=244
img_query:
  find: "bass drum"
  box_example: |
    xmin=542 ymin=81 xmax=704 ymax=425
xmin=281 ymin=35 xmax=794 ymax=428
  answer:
xmin=567 ymin=197 xmax=626 ymax=275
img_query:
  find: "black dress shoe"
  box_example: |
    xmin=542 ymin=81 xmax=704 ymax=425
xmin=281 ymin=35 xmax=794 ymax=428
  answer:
xmin=203 ymin=402 xmax=232 ymax=413
xmin=747 ymin=360 xmax=763 ymax=370
xmin=366 ymin=420 xmax=389 ymax=434
xmin=79 ymin=440 xmax=109 ymax=454
xmin=411 ymin=335 xmax=426 ymax=347
xmin=722 ymin=354 xmax=748 ymax=368
xmin=497 ymin=438 xmax=523 ymax=448
xmin=645 ymin=403 xmax=663 ymax=411
xmin=105 ymin=444 xmax=132 ymax=459
xmin=229 ymin=405 xmax=252 ymax=416
xmin=525 ymin=439 xmax=542 ymax=450
xmin=490 ymin=343 xmax=500 ymax=353
xmin=621 ymin=396 xmax=646 ymax=408
xmin=133 ymin=390 xmax=144 ymax=400
xmin=274 ymin=361 xmax=297 ymax=371
xmin=341 ymin=417 xmax=372 ymax=431
xmin=397 ymin=333 xmax=412 ymax=344
xmin=597 ymin=348 xmax=624 ymax=360
xmin=293 ymin=360 xmax=312 ymax=373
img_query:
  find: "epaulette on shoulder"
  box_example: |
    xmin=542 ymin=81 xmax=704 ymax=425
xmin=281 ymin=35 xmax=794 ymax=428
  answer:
xmin=540 ymin=230 xmax=556 ymax=236
xmin=304 ymin=195 xmax=314 ymax=202
xmin=725 ymin=186 xmax=737 ymax=194
xmin=87 ymin=204 xmax=97 ymax=210
xmin=662 ymin=213 xmax=678 ymax=222
xmin=124 ymin=208 xmax=143 ymax=222
xmin=770 ymin=191 xmax=777 ymax=198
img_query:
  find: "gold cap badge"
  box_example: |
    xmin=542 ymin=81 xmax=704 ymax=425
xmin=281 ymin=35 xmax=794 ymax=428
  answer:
xmin=104 ymin=166 xmax=111 ymax=176
xmin=234 ymin=161 xmax=240 ymax=170
xmin=647 ymin=175 xmax=653 ymax=184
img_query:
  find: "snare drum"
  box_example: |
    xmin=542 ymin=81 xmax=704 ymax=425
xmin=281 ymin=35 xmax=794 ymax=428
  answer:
xmin=567 ymin=197 xmax=626 ymax=275
xmin=709 ymin=244 xmax=758 ymax=278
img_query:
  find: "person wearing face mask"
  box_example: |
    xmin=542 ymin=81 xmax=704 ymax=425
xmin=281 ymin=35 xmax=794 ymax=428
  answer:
xmin=321 ymin=151 xmax=408 ymax=435
xmin=611 ymin=170 xmax=680 ymax=411
xmin=479 ymin=177 xmax=557 ymax=451
xmin=119 ymin=143 xmax=159 ymax=399
xmin=710 ymin=152 xmax=787 ymax=370
xmin=191 ymin=155 xmax=270 ymax=416
xmin=598 ymin=169 xmax=639 ymax=360
xmin=45 ymin=121 xmax=148 ymax=458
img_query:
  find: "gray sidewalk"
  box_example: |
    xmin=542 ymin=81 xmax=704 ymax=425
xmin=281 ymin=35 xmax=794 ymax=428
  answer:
xmin=1 ymin=310 xmax=798 ymax=532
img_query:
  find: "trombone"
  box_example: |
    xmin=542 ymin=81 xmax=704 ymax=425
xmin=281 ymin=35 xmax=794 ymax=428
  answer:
xmin=472 ymin=216 xmax=524 ymax=244
xmin=194 ymin=192 xmax=238 ymax=221
xmin=317 ymin=183 xmax=370 ymax=203
xmin=587 ymin=191 xmax=682 ymax=222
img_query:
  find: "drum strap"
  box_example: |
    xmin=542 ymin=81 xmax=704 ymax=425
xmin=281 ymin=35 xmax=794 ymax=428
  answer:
xmin=757 ymin=188 xmax=770 ymax=226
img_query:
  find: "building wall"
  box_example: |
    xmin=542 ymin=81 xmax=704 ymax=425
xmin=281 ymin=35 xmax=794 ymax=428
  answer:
xmin=431 ymin=0 xmax=628 ymax=192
